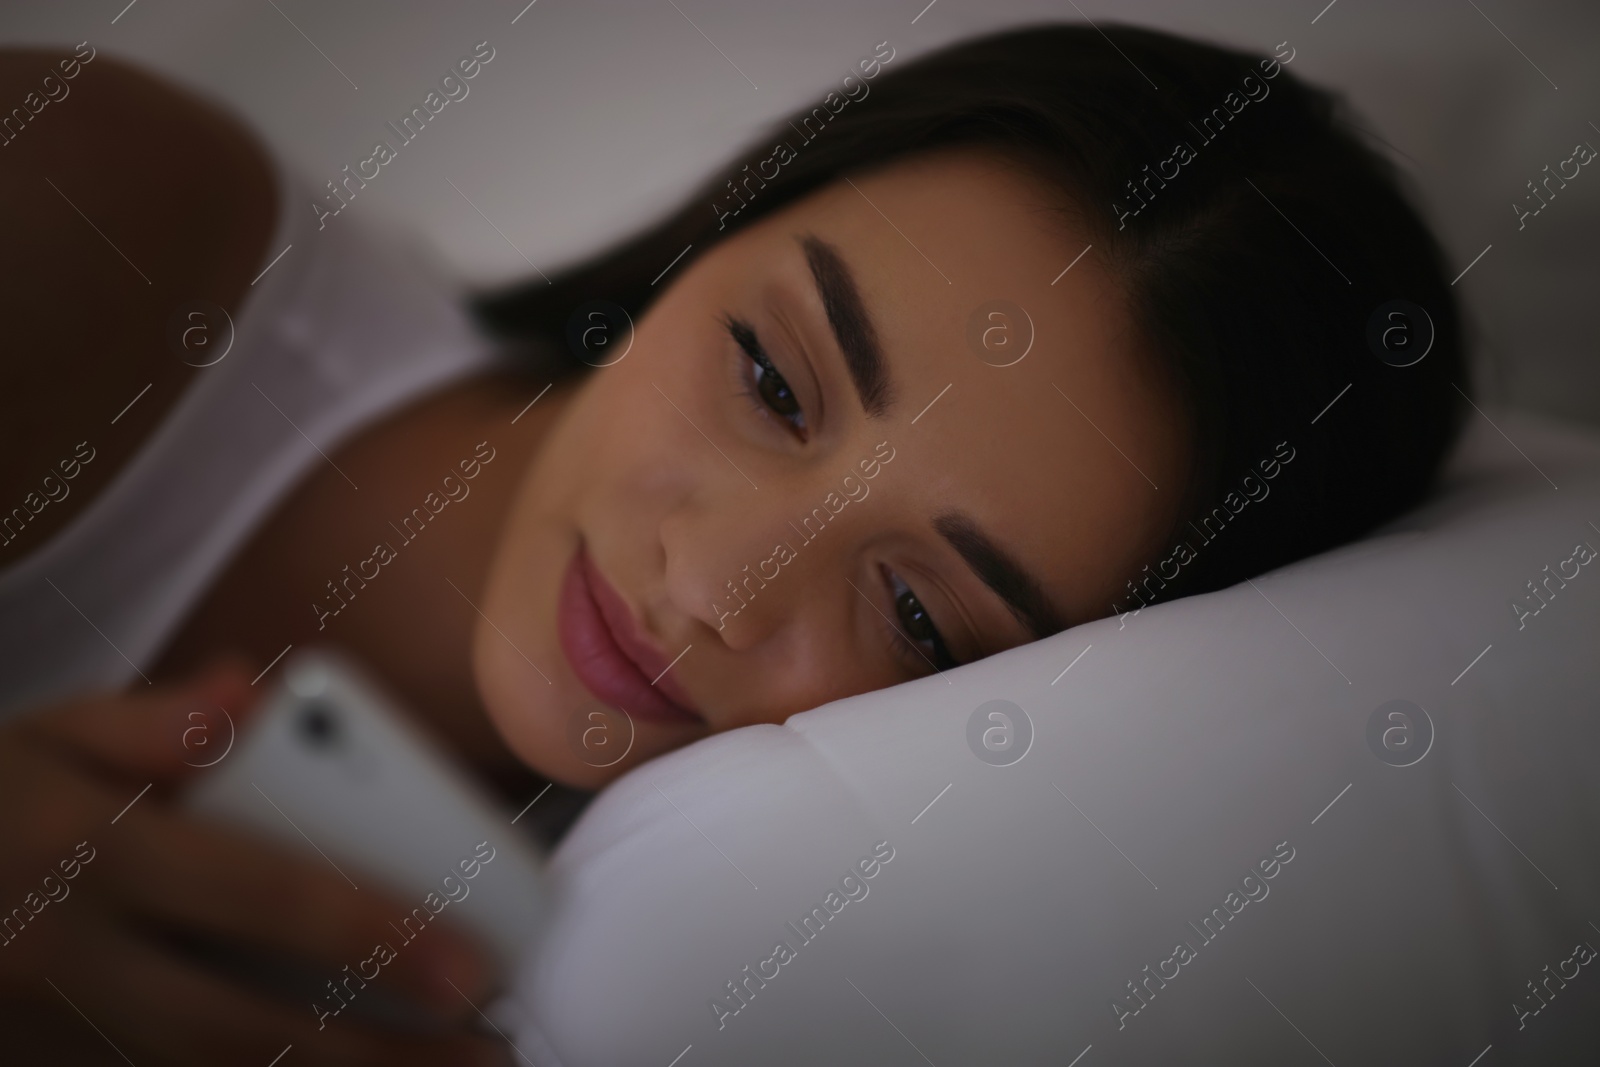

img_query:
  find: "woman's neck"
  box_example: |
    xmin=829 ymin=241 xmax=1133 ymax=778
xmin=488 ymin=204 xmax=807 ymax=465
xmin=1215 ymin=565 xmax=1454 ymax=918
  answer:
xmin=151 ymin=368 xmax=579 ymax=795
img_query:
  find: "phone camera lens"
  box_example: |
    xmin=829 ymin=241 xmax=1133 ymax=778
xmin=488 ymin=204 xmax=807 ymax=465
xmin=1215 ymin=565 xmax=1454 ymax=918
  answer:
xmin=298 ymin=702 xmax=339 ymax=747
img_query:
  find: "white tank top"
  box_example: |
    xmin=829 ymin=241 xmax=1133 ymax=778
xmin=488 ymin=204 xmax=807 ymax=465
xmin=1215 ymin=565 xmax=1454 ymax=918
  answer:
xmin=0 ymin=158 xmax=505 ymax=718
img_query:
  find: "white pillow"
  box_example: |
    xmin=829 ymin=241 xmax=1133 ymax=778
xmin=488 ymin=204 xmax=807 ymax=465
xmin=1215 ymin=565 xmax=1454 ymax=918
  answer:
xmin=496 ymin=410 xmax=1600 ymax=1066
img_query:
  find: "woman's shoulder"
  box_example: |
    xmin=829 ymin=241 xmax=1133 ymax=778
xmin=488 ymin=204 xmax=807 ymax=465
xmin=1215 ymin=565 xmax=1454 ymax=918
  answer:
xmin=0 ymin=46 xmax=276 ymax=566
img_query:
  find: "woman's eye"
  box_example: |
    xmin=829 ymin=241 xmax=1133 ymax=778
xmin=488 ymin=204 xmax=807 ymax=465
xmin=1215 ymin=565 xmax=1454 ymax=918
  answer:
xmin=886 ymin=569 xmax=958 ymax=673
xmin=724 ymin=315 xmax=807 ymax=437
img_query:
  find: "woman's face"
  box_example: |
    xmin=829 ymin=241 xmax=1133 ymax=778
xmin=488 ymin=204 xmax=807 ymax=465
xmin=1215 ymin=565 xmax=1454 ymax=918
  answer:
xmin=476 ymin=149 xmax=1190 ymax=788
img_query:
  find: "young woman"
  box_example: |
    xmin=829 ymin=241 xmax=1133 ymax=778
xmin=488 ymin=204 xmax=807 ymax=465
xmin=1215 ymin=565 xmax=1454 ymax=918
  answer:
xmin=0 ymin=23 xmax=1464 ymax=1066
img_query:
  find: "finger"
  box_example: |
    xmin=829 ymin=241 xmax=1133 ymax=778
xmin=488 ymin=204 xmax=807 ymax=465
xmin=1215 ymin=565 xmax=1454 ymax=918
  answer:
xmin=22 ymin=658 xmax=265 ymax=780
xmin=59 ymin=924 xmax=508 ymax=1067
xmin=102 ymin=805 xmax=495 ymax=1018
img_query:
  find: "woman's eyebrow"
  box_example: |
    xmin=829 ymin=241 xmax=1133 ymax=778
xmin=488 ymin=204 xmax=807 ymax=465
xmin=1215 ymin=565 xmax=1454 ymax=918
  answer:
xmin=798 ymin=234 xmax=893 ymax=417
xmin=933 ymin=510 xmax=1066 ymax=641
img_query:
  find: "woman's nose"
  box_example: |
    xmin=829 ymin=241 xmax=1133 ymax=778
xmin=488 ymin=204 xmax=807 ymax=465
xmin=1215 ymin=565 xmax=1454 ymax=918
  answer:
xmin=659 ymin=484 xmax=853 ymax=653
xmin=660 ymin=501 xmax=778 ymax=651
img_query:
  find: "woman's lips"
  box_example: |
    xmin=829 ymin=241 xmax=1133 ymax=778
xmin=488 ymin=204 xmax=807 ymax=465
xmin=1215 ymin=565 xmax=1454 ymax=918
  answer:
xmin=556 ymin=544 xmax=702 ymax=726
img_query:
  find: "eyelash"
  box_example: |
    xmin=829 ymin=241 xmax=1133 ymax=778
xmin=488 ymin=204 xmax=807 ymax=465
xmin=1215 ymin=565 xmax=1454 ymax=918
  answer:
xmin=882 ymin=568 xmax=959 ymax=675
xmin=723 ymin=314 xmax=808 ymax=440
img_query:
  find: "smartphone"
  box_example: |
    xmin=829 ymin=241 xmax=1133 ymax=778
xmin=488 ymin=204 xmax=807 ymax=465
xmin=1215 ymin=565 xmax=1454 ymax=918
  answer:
xmin=184 ymin=647 xmax=549 ymax=977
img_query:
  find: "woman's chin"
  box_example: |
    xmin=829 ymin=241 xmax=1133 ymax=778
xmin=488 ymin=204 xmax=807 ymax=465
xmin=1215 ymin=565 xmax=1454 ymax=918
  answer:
xmin=470 ymin=622 xmax=659 ymax=791
xmin=471 ymin=626 xmax=580 ymax=787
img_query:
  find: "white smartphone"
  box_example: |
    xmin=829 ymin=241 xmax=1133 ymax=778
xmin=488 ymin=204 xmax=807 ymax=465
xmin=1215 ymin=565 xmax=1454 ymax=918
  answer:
xmin=184 ymin=647 xmax=549 ymax=978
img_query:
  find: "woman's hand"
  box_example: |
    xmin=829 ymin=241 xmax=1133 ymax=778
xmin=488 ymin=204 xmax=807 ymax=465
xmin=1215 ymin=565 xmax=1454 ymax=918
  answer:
xmin=0 ymin=661 xmax=507 ymax=1066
